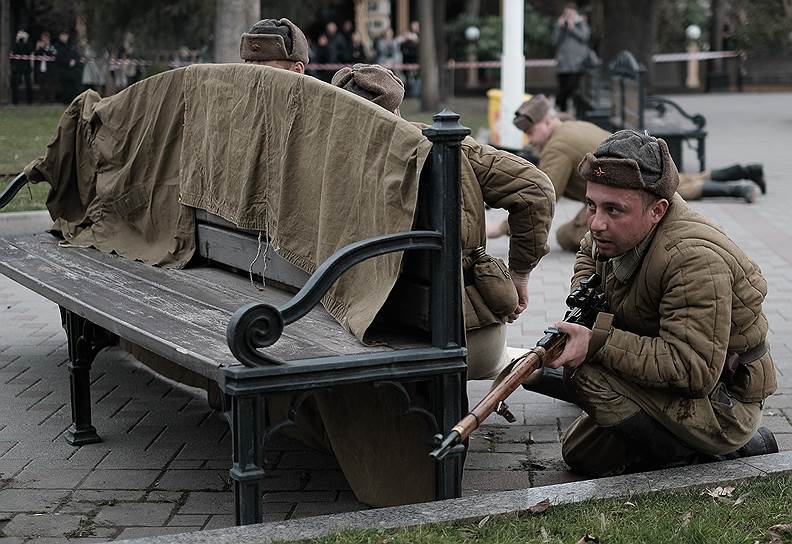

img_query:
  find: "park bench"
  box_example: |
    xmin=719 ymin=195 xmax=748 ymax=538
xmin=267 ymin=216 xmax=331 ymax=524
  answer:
xmin=609 ymin=50 xmax=707 ymax=171
xmin=0 ymin=110 xmax=470 ymax=526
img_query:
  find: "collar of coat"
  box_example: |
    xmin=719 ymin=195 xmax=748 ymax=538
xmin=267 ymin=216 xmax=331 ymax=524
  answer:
xmin=605 ymin=225 xmax=658 ymax=283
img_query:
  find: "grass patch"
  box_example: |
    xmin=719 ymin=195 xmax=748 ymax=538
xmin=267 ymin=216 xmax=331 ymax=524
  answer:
xmin=0 ymin=98 xmax=490 ymax=213
xmin=401 ymin=96 xmax=489 ymax=137
xmin=0 ymin=105 xmax=62 ymax=213
xmin=309 ymin=475 xmax=792 ymax=544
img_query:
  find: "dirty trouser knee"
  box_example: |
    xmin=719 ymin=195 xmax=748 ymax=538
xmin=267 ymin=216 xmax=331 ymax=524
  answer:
xmin=562 ymin=413 xmax=633 ymax=476
xmin=556 ymin=205 xmax=588 ymax=252
xmin=562 ymin=363 xmax=761 ymax=475
xmin=466 ymin=323 xmax=510 ymax=380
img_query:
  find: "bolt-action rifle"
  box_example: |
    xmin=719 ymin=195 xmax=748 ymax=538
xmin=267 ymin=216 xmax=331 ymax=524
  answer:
xmin=430 ymin=273 xmax=608 ymax=460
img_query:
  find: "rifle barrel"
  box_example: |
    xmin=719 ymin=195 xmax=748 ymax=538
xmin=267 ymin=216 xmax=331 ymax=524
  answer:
xmin=429 ymin=335 xmax=566 ymax=460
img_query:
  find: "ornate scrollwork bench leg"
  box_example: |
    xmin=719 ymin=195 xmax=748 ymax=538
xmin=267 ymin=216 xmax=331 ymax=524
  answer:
xmin=228 ymin=393 xmax=267 ymax=525
xmin=61 ymin=308 xmax=116 ymax=445
xmin=433 ymin=371 xmax=465 ymax=499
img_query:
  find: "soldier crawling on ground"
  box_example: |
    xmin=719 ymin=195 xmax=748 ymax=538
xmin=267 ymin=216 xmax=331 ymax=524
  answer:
xmin=489 ymin=94 xmax=767 ymax=252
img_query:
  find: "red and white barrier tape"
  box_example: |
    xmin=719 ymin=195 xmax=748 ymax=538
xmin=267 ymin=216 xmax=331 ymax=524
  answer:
xmin=653 ymin=50 xmax=740 ymax=63
xmin=9 ymin=53 xmax=55 ymax=61
xmin=9 ymin=51 xmax=741 ymax=70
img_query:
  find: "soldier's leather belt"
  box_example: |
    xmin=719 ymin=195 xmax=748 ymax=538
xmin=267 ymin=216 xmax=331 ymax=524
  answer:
xmin=722 ymin=341 xmax=768 ymax=382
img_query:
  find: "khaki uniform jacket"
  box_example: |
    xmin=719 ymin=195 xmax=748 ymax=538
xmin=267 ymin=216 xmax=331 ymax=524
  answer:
xmin=574 ymin=194 xmax=777 ymax=404
xmin=459 ymin=137 xmax=555 ymax=329
xmin=540 ymin=120 xmax=610 ymax=203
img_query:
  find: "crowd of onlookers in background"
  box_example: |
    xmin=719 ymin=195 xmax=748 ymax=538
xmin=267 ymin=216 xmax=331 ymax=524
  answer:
xmin=9 ymin=18 xmax=423 ymax=104
xmin=9 ymin=28 xmax=148 ymax=105
xmin=306 ymin=19 xmax=421 ymax=97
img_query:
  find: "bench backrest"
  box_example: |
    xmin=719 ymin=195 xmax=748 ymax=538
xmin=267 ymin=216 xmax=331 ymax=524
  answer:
xmin=195 ymin=112 xmax=469 ymax=345
xmin=194 ymin=186 xmax=434 ymax=334
xmin=609 ymin=50 xmax=646 ymax=131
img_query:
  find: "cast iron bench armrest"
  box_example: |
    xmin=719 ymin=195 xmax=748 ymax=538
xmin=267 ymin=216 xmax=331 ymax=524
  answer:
xmin=0 ymin=173 xmax=28 ymax=209
xmin=226 ymin=230 xmax=443 ymax=367
xmin=646 ymin=96 xmax=707 ymax=131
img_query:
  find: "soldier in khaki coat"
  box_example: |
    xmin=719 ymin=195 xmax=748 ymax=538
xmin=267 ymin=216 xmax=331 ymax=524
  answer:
xmin=261 ymin=64 xmax=555 ymax=509
xmin=511 ymin=94 xmax=609 ymax=252
xmin=542 ymin=130 xmax=777 ymax=475
xmin=502 ymin=95 xmax=766 ymax=252
xmin=332 ymin=64 xmax=556 ymax=380
xmin=239 ymin=18 xmax=308 ymax=72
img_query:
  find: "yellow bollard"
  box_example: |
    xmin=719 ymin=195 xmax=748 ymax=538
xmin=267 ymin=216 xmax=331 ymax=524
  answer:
xmin=487 ymin=89 xmax=532 ymax=146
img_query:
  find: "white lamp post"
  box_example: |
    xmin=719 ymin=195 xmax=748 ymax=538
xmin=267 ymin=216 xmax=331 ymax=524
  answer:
xmin=500 ymin=0 xmax=525 ymax=148
xmin=465 ymin=25 xmax=480 ymax=88
xmin=686 ymin=24 xmax=701 ymax=89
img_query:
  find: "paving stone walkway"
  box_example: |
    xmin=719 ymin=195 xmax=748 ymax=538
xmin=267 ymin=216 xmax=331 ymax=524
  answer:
xmin=0 ymin=92 xmax=790 ymax=542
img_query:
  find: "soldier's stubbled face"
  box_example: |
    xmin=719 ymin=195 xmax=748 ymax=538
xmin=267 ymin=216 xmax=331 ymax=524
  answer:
xmin=584 ymin=182 xmax=668 ymax=258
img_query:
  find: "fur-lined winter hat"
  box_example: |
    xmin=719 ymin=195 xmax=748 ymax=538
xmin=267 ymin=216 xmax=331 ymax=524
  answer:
xmin=331 ymin=63 xmax=405 ymax=113
xmin=578 ymin=130 xmax=680 ymax=201
xmin=513 ymin=94 xmax=551 ymax=132
xmin=240 ymin=18 xmax=309 ymax=65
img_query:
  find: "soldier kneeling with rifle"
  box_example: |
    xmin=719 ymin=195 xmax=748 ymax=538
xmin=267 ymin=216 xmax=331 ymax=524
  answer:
xmin=435 ymin=130 xmax=778 ymax=475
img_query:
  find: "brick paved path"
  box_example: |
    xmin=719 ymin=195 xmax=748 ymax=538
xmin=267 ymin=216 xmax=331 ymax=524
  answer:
xmin=1 ymin=93 xmax=790 ymax=542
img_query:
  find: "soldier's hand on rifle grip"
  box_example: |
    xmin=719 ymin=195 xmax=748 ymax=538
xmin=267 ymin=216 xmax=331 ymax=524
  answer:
xmin=547 ymin=321 xmax=592 ymax=369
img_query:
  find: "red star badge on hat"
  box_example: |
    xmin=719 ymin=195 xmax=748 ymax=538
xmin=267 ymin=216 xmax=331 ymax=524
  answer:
xmin=594 ymin=167 xmax=605 ymax=177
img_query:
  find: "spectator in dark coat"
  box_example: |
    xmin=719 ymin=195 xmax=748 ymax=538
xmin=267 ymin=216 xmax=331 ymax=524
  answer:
xmin=54 ymin=30 xmax=81 ymax=104
xmin=552 ymin=3 xmax=591 ymax=112
xmin=34 ymin=31 xmax=57 ymax=103
xmin=324 ymin=22 xmax=346 ymax=64
xmin=11 ymin=30 xmax=33 ymax=104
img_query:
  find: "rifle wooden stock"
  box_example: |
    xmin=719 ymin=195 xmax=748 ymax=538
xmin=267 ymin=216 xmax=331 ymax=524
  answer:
xmin=452 ymin=335 xmax=566 ymax=443
xmin=430 ymin=272 xmax=605 ymax=461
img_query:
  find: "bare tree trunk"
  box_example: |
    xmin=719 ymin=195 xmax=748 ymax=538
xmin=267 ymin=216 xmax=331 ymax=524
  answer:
xmin=396 ymin=0 xmax=409 ymax=35
xmin=710 ymin=0 xmax=725 ymax=72
xmin=418 ymin=0 xmax=439 ymax=111
xmin=434 ymin=0 xmax=448 ymax=101
xmin=599 ymin=0 xmax=657 ymax=86
xmin=214 ymin=0 xmax=260 ymax=63
xmin=465 ymin=0 xmax=481 ymax=17
xmin=0 ymin=0 xmax=9 ymax=105
xmin=354 ymin=0 xmax=372 ymax=58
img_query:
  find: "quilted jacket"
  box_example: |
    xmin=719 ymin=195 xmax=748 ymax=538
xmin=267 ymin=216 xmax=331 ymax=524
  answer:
xmin=575 ymin=194 xmax=777 ymax=403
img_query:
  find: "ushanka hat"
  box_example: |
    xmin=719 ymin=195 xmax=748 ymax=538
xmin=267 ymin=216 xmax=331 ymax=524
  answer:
xmin=578 ymin=130 xmax=680 ymax=201
xmin=331 ymin=63 xmax=405 ymax=113
xmin=513 ymin=94 xmax=551 ymax=132
xmin=240 ymin=18 xmax=309 ymax=64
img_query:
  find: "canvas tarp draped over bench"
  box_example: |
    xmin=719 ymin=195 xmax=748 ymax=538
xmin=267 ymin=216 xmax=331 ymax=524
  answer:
xmin=23 ymin=64 xmax=432 ymax=340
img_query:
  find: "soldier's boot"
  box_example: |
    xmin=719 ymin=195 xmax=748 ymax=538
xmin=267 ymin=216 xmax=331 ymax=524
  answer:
xmin=701 ymin=181 xmax=756 ymax=203
xmin=710 ymin=163 xmax=766 ymax=194
xmin=522 ymin=367 xmax=579 ymax=404
xmin=609 ymin=410 xmax=700 ymax=471
xmin=718 ymin=427 xmax=778 ymax=460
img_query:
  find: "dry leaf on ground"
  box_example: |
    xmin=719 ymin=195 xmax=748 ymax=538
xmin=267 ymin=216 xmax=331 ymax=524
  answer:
xmin=768 ymin=524 xmax=792 ymax=544
xmin=703 ymin=485 xmax=735 ymax=498
xmin=576 ymin=534 xmax=600 ymax=543
xmin=681 ymin=511 xmax=693 ymax=527
xmin=477 ymin=515 xmax=491 ymax=528
xmin=733 ymin=492 xmax=752 ymax=508
xmin=528 ymin=498 xmax=551 ymax=514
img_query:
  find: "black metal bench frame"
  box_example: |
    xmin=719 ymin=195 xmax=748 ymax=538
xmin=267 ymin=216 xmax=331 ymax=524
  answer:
xmin=609 ymin=50 xmax=707 ymax=172
xmin=0 ymin=110 xmax=470 ymax=525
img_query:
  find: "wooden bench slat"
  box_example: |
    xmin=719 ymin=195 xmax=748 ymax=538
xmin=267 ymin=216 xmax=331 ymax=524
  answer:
xmin=0 ymin=234 xmax=391 ymax=372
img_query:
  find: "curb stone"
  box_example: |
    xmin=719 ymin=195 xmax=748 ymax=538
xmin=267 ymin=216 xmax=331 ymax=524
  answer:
xmin=0 ymin=210 xmax=51 ymax=236
xmin=116 ymin=451 xmax=792 ymax=544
